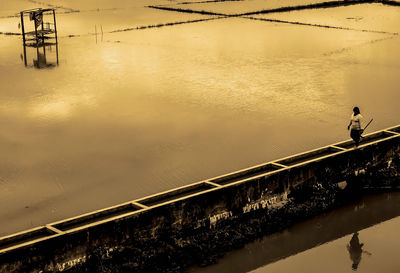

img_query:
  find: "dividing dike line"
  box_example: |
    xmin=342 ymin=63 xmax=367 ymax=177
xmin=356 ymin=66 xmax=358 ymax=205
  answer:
xmin=156 ymin=0 xmax=244 ymax=7
xmin=147 ymin=0 xmax=399 ymax=36
xmin=148 ymin=5 xmax=226 ymax=15
xmin=148 ymin=0 xmax=377 ymax=17
xmin=239 ymin=0 xmax=377 ymax=16
xmin=108 ymin=16 xmax=226 ymax=33
xmin=243 ymin=16 xmax=399 ymax=35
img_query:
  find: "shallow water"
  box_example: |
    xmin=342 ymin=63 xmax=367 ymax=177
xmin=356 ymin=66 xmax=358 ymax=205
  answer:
xmin=190 ymin=192 xmax=400 ymax=273
xmin=0 ymin=0 xmax=400 ymax=239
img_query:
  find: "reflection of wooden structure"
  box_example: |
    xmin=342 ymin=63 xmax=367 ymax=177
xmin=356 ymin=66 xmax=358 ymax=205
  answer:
xmin=20 ymin=8 xmax=59 ymax=68
xmin=23 ymin=41 xmax=59 ymax=69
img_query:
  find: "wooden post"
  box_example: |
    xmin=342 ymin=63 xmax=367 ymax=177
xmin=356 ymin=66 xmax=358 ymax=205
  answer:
xmin=35 ymin=45 xmax=40 ymax=68
xmin=53 ymin=9 xmax=59 ymax=65
xmin=40 ymin=11 xmax=45 ymax=45
xmin=52 ymin=9 xmax=58 ymax=41
xmin=20 ymin=12 xmax=26 ymax=45
xmin=22 ymin=43 xmax=27 ymax=66
xmin=34 ymin=12 xmax=38 ymax=46
xmin=55 ymin=40 xmax=59 ymax=66
xmin=20 ymin=11 xmax=28 ymax=66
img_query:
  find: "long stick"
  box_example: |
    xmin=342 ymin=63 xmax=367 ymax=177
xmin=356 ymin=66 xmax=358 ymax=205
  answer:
xmin=363 ymin=118 xmax=373 ymax=131
xmin=360 ymin=118 xmax=373 ymax=139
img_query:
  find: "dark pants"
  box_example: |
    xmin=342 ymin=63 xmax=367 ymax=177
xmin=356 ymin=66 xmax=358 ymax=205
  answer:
xmin=350 ymin=129 xmax=362 ymax=147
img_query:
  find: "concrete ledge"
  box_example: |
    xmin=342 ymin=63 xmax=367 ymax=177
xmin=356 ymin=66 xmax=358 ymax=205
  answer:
xmin=0 ymin=227 xmax=57 ymax=253
xmin=275 ymin=146 xmax=342 ymax=166
xmin=0 ymin=125 xmax=399 ymax=272
xmin=209 ymin=163 xmax=283 ymax=185
xmin=51 ymin=203 xmax=143 ymax=232
xmin=386 ymin=125 xmax=400 ymax=134
xmin=135 ymin=181 xmax=217 ymax=206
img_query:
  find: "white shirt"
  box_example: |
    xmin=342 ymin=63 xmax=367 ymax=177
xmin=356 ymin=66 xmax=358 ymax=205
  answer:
xmin=351 ymin=113 xmax=363 ymax=130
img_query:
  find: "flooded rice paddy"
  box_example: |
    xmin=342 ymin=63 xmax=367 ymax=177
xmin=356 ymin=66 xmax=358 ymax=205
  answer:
xmin=1 ymin=0 xmax=400 ymax=270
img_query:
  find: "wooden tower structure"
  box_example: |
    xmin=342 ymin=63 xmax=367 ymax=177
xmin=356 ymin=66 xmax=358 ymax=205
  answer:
xmin=20 ymin=8 xmax=59 ymax=68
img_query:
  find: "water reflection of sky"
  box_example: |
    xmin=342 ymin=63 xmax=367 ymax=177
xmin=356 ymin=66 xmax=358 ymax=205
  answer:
xmin=0 ymin=0 xmax=400 ymax=237
xmin=252 ymin=217 xmax=400 ymax=273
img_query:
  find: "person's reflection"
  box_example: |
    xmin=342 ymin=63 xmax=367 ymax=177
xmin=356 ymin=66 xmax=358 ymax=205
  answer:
xmin=347 ymin=232 xmax=371 ymax=270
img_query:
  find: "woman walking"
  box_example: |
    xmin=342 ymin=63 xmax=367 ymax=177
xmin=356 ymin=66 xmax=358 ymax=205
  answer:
xmin=347 ymin=107 xmax=363 ymax=147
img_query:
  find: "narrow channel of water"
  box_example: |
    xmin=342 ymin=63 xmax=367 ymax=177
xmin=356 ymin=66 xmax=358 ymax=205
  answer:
xmin=190 ymin=191 xmax=400 ymax=273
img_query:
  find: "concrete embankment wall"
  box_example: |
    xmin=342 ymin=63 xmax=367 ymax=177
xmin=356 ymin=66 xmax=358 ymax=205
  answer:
xmin=1 ymin=125 xmax=400 ymax=272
